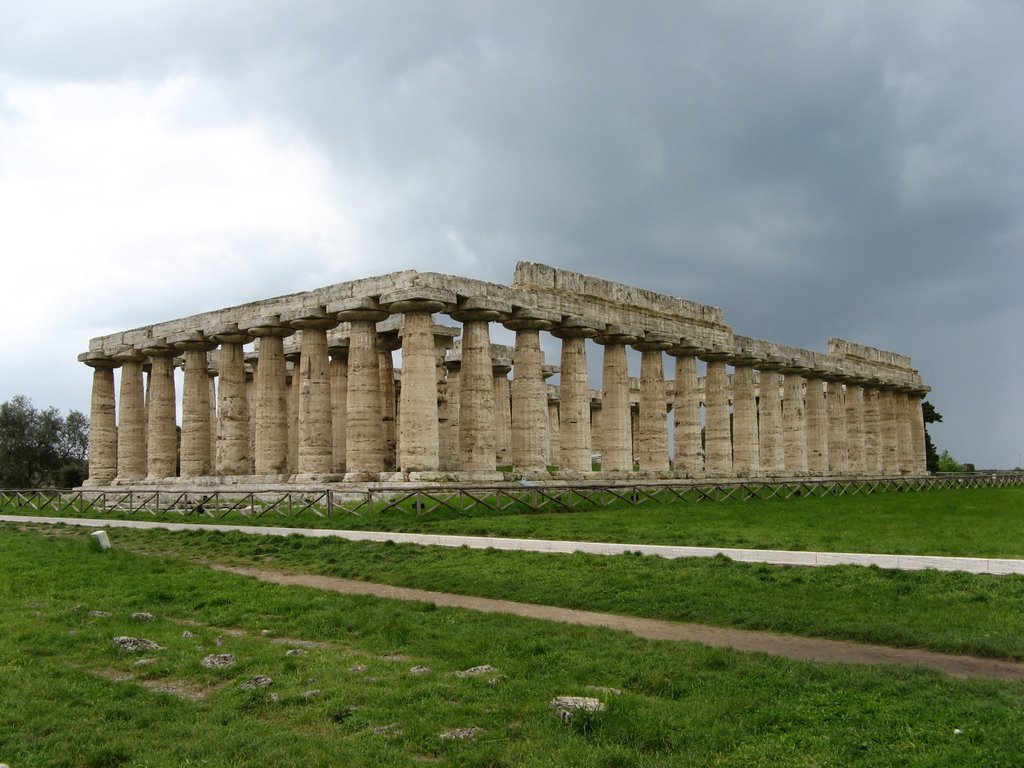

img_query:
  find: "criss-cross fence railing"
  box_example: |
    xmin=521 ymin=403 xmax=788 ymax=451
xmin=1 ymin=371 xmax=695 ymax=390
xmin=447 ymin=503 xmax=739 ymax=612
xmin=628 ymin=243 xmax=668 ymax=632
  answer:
xmin=1 ymin=473 xmax=1022 ymax=521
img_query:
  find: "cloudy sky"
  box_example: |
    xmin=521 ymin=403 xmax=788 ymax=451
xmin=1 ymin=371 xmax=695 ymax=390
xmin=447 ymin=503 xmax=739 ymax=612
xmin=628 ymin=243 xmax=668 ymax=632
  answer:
xmin=2 ymin=1 xmax=1021 ymax=469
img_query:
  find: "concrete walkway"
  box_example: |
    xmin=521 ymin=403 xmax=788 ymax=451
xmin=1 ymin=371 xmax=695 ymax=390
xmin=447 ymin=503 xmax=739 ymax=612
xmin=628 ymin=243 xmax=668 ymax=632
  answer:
xmin=4 ymin=514 xmax=1023 ymax=575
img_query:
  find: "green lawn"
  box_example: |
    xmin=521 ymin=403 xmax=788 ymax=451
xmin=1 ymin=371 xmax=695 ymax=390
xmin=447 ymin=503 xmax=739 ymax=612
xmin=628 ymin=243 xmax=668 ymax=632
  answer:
xmin=2 ymin=526 xmax=1024 ymax=766
xmin=7 ymin=486 xmax=1024 ymax=558
xmin=60 ymin=523 xmax=1024 ymax=661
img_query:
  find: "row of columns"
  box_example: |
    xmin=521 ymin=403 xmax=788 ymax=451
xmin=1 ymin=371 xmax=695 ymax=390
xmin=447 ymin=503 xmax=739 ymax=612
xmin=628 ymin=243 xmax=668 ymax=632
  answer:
xmin=83 ymin=303 xmax=927 ymax=485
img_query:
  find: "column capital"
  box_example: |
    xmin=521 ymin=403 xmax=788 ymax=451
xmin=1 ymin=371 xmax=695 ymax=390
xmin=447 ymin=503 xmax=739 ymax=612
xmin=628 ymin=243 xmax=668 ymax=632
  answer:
xmin=450 ymin=296 xmax=512 ymax=323
xmin=379 ymin=286 xmax=457 ymax=314
xmin=503 ymin=306 xmax=561 ymax=331
xmin=550 ymin=317 xmax=600 ymax=339
xmin=327 ymin=297 xmax=390 ymax=323
xmin=140 ymin=339 xmax=178 ymax=359
xmin=78 ymin=351 xmax=120 ymax=369
xmin=727 ymin=349 xmax=763 ymax=368
xmin=170 ymin=331 xmax=217 ymax=353
xmin=594 ymin=323 xmax=642 ymax=345
xmin=111 ymin=346 xmax=146 ymax=364
xmin=632 ymin=331 xmax=675 ymax=352
xmin=209 ymin=323 xmax=254 ymax=345
xmin=698 ymin=344 xmax=732 ymax=363
xmin=327 ymin=338 xmax=350 ymax=357
xmin=667 ymin=338 xmax=706 ymax=357
xmin=756 ymin=354 xmax=787 ymax=371
xmin=243 ymin=316 xmax=296 ymax=338
xmin=282 ymin=307 xmax=341 ymax=332
xmin=779 ymin=358 xmax=811 ymax=375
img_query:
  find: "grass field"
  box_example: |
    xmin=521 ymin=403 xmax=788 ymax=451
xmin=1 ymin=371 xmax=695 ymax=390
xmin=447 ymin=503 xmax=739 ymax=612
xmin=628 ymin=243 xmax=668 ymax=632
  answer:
xmin=3 ymin=526 xmax=1024 ymax=766
xmin=6 ymin=485 xmax=1024 ymax=557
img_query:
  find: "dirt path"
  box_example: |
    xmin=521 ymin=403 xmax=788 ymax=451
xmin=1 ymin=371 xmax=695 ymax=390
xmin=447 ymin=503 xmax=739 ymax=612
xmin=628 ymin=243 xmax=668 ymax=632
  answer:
xmin=207 ymin=563 xmax=1024 ymax=681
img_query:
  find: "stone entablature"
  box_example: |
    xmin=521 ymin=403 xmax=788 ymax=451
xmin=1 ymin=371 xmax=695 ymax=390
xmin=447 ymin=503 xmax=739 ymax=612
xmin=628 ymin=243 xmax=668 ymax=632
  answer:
xmin=79 ymin=262 xmax=929 ymax=486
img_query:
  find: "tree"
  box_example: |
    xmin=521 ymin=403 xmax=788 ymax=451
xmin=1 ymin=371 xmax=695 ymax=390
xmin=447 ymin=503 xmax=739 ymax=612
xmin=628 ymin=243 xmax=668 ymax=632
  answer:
xmin=0 ymin=395 xmax=89 ymax=488
xmin=922 ymin=400 xmax=942 ymax=473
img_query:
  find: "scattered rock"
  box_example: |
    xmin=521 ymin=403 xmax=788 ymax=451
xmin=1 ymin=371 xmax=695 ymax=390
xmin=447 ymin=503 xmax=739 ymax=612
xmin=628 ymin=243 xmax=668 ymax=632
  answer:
xmin=409 ymin=665 xmax=432 ymax=676
xmin=285 ymin=648 xmax=306 ymax=656
xmin=181 ymin=630 xmax=196 ymax=639
xmin=550 ymin=696 xmax=606 ymax=723
xmin=260 ymin=629 xmax=271 ymax=636
xmin=90 ymin=530 xmax=111 ymax=550
xmin=585 ymin=685 xmax=622 ymax=696
xmin=201 ymin=653 xmax=236 ymax=669
xmin=268 ymin=692 xmax=281 ymax=703
xmin=373 ymin=722 xmax=403 ymax=736
xmin=214 ymin=636 xmax=224 ymax=647
xmin=241 ymin=675 xmax=273 ymax=690
xmin=454 ymin=665 xmax=498 ymax=678
xmin=954 ymin=728 xmax=963 ymax=735
xmin=440 ymin=727 xmax=480 ymax=741
xmin=348 ymin=663 xmax=368 ymax=674
xmin=301 ymin=689 xmax=322 ymax=699
xmin=89 ymin=610 xmax=111 ymax=618
xmin=113 ymin=636 xmax=163 ymax=652
xmin=134 ymin=657 xmax=159 ymax=666
xmin=487 ymin=677 xmax=501 ymax=686
xmin=131 ymin=612 xmax=155 ymax=622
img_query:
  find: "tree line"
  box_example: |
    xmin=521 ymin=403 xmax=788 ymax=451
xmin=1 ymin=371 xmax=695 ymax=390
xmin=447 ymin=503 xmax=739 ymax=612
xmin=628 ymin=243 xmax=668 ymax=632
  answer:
xmin=0 ymin=395 xmax=89 ymax=488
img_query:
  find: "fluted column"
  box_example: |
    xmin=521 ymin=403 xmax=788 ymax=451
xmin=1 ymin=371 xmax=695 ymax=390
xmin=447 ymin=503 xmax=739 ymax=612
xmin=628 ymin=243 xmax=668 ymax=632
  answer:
xmin=669 ymin=340 xmax=704 ymax=476
xmin=804 ymin=371 xmax=828 ymax=476
xmin=826 ymin=376 xmax=848 ymax=475
xmin=376 ymin=330 xmax=400 ymax=470
xmin=781 ymin=360 xmax=809 ymax=475
xmin=173 ymin=333 xmax=216 ymax=478
xmin=844 ymin=380 xmax=865 ymax=474
xmin=381 ymin=289 xmax=453 ymax=474
xmin=863 ymin=382 xmax=882 ymax=473
xmin=729 ymin=351 xmax=760 ymax=476
xmin=209 ymin=326 xmax=252 ymax=476
xmin=552 ymin=318 xmax=599 ymax=474
xmin=700 ymin=347 xmax=732 ymax=475
xmin=493 ymin=354 xmax=513 ymax=467
xmin=547 ymin=395 xmax=561 ymax=467
xmin=895 ymin=388 xmax=913 ymax=475
xmin=141 ymin=343 xmax=178 ymax=479
xmin=327 ymin=298 xmax=390 ymax=479
xmin=113 ymin=348 xmax=146 ymax=481
xmin=595 ymin=326 xmax=639 ymax=473
xmin=505 ymin=310 xmax=557 ymax=474
xmin=635 ymin=334 xmax=673 ymax=473
xmin=244 ymin=319 xmax=295 ymax=476
xmin=328 ymin=341 xmax=349 ymax=474
xmin=284 ymin=310 xmax=340 ymax=477
xmin=756 ymin=356 xmax=785 ymax=474
xmin=878 ymin=385 xmax=900 ymax=475
xmin=441 ymin=357 xmax=461 ymax=470
xmin=80 ymin=352 xmax=120 ymax=486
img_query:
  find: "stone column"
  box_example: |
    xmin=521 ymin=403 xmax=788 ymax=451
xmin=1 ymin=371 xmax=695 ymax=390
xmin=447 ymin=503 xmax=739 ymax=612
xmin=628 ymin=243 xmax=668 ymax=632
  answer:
xmin=328 ymin=340 xmax=349 ymax=474
xmin=285 ymin=309 xmax=340 ymax=478
xmin=729 ymin=351 xmax=761 ymax=476
xmin=244 ymin=353 xmax=257 ymax=474
xmin=804 ymin=371 xmax=828 ymax=476
xmin=863 ymin=381 xmax=882 ymax=473
xmin=441 ymin=356 xmax=461 ymax=470
xmin=113 ymin=348 xmax=146 ymax=482
xmin=173 ymin=333 xmax=216 ymax=478
xmin=552 ymin=318 xmax=599 ymax=474
xmin=451 ymin=298 xmax=510 ymax=474
xmin=381 ymin=288 xmax=454 ymax=474
xmin=243 ymin=319 xmax=295 ymax=476
xmin=669 ymin=340 xmax=704 ymax=476
xmin=433 ymin=325 xmax=459 ymax=472
xmin=376 ymin=330 xmax=400 ymax=470
xmin=756 ymin=356 xmax=785 ymax=475
xmin=141 ymin=343 xmax=178 ymax=479
xmin=909 ymin=389 xmax=928 ymax=474
xmin=635 ymin=333 xmax=673 ymax=473
xmin=895 ymin=388 xmax=913 ymax=475
xmin=700 ymin=346 xmax=733 ymax=476
xmin=209 ymin=325 xmax=253 ymax=477
xmin=284 ymin=350 xmax=301 ymax=473
xmin=844 ymin=379 xmax=866 ymax=475
xmin=781 ymin=360 xmax=809 ymax=475
xmin=505 ymin=309 xmax=558 ymax=474
xmin=595 ymin=325 xmax=640 ymax=474
xmin=547 ymin=395 xmax=561 ymax=468
xmin=79 ymin=352 xmax=120 ymax=486
xmin=826 ymin=374 xmax=848 ymax=475
xmin=328 ymin=298 xmax=390 ymax=479
xmin=492 ymin=352 xmax=513 ymax=468
xmin=878 ymin=384 xmax=900 ymax=475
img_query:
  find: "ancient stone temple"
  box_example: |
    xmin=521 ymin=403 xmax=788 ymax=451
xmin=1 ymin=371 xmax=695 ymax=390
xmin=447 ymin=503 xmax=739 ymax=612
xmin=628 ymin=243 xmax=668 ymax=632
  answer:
xmin=78 ymin=263 xmax=929 ymax=487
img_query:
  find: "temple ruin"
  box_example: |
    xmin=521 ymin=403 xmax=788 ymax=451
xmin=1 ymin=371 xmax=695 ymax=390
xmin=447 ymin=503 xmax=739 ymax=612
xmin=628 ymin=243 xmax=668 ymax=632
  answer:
xmin=78 ymin=262 xmax=929 ymax=487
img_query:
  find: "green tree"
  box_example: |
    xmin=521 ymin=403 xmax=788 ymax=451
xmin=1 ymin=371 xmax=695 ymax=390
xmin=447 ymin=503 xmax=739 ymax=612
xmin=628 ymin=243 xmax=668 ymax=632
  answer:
xmin=922 ymin=400 xmax=942 ymax=473
xmin=936 ymin=449 xmax=966 ymax=473
xmin=0 ymin=395 xmax=89 ymax=488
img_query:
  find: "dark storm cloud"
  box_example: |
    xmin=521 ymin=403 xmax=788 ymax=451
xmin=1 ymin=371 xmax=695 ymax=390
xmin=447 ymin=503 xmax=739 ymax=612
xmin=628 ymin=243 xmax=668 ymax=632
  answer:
xmin=1 ymin=0 xmax=1021 ymax=465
